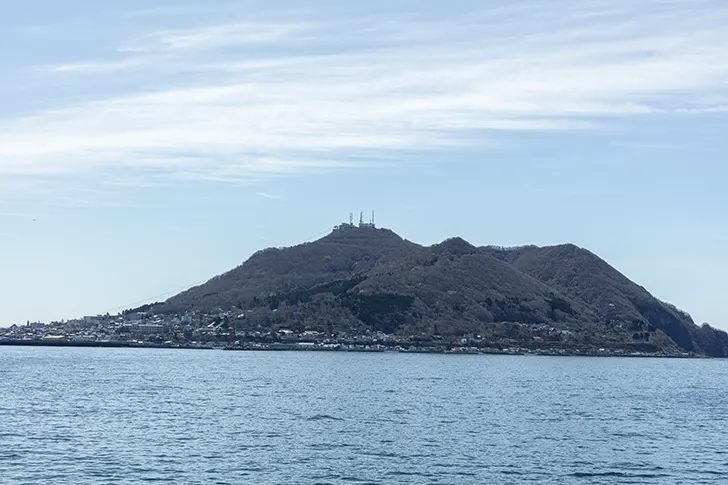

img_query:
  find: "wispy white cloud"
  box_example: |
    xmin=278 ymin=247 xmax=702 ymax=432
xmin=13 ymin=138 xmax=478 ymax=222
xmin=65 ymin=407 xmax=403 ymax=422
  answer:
xmin=102 ymin=178 xmax=168 ymax=189
xmin=54 ymin=58 xmax=145 ymax=73
xmin=3 ymin=0 xmax=728 ymax=184
xmin=124 ymin=5 xmax=208 ymax=18
xmin=0 ymin=212 xmax=35 ymax=218
xmin=119 ymin=21 xmax=314 ymax=52
xmin=255 ymin=192 xmax=283 ymax=200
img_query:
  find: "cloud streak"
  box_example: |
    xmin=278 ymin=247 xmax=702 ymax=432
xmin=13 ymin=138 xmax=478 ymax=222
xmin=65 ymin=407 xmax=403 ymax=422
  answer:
xmin=2 ymin=0 xmax=728 ymax=183
xmin=119 ymin=21 xmax=314 ymax=52
xmin=256 ymin=192 xmax=283 ymax=200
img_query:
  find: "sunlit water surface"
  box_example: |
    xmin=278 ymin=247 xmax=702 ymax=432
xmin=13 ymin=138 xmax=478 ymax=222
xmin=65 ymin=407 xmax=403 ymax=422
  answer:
xmin=1 ymin=347 xmax=726 ymax=484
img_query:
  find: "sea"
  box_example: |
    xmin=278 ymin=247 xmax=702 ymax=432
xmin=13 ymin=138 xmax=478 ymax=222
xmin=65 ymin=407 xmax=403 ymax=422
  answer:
xmin=1 ymin=347 xmax=726 ymax=484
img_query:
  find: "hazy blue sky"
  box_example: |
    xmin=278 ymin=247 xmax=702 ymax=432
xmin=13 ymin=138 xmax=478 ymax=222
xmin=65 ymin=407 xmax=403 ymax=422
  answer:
xmin=1 ymin=0 xmax=727 ymax=329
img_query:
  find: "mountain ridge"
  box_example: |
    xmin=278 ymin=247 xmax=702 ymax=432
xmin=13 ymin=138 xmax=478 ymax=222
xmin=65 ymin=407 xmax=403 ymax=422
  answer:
xmin=155 ymin=227 xmax=728 ymax=357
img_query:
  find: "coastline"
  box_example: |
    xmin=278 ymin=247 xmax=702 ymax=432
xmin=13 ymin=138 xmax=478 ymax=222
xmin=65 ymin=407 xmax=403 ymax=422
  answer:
xmin=0 ymin=338 xmax=703 ymax=358
xmin=0 ymin=339 xmax=212 ymax=350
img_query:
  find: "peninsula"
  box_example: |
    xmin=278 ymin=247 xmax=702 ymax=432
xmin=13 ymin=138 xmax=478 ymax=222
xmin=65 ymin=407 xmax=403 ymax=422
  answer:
xmin=4 ymin=219 xmax=727 ymax=357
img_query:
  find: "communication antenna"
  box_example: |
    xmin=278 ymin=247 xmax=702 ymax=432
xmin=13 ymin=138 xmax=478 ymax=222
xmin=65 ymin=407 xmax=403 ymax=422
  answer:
xmin=349 ymin=213 xmax=353 ymax=225
xmin=371 ymin=210 xmax=375 ymax=226
xmin=360 ymin=211 xmax=364 ymax=226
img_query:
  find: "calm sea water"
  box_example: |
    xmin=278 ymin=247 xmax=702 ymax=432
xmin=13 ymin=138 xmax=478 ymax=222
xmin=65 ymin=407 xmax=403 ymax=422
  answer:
xmin=1 ymin=347 xmax=727 ymax=484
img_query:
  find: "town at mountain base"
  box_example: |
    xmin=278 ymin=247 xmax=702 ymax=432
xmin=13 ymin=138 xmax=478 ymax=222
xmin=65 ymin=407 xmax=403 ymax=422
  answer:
xmin=153 ymin=225 xmax=728 ymax=357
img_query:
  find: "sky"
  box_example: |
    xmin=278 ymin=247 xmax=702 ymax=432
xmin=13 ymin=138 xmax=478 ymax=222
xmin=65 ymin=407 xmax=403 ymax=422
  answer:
xmin=1 ymin=0 xmax=727 ymax=329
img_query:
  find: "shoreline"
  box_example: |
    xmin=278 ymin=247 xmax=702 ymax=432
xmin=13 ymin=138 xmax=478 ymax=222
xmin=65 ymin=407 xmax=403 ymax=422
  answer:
xmin=221 ymin=344 xmax=700 ymax=359
xmin=0 ymin=338 xmax=704 ymax=358
xmin=0 ymin=339 xmax=212 ymax=350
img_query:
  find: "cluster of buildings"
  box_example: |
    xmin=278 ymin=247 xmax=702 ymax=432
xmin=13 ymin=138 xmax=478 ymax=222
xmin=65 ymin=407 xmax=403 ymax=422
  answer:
xmin=0 ymin=312 xmax=686 ymax=357
xmin=0 ymin=311 xmax=230 ymax=348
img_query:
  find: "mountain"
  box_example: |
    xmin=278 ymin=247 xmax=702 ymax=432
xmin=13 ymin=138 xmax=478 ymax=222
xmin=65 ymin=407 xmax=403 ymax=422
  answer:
xmin=484 ymin=244 xmax=728 ymax=356
xmin=155 ymin=226 xmax=728 ymax=356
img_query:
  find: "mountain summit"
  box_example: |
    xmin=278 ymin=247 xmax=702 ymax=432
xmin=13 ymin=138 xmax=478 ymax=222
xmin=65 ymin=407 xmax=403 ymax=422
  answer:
xmin=156 ymin=226 xmax=728 ymax=356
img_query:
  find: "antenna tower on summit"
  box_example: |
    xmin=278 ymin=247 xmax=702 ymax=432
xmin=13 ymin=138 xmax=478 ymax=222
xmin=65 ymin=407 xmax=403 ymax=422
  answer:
xmin=358 ymin=210 xmax=376 ymax=229
xmin=335 ymin=210 xmax=376 ymax=231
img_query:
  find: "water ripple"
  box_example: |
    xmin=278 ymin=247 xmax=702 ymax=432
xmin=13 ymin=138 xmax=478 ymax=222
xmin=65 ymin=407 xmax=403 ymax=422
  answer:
xmin=1 ymin=347 xmax=726 ymax=484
